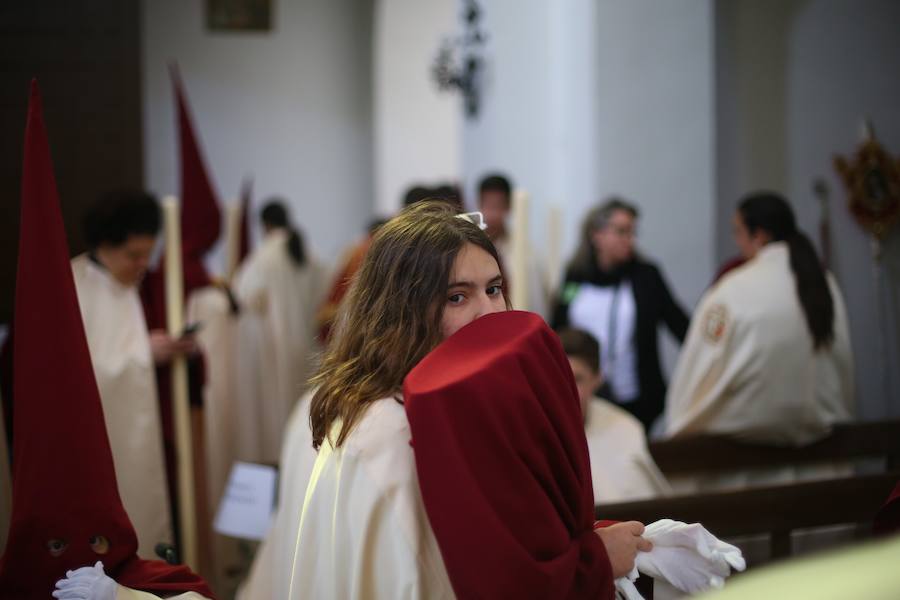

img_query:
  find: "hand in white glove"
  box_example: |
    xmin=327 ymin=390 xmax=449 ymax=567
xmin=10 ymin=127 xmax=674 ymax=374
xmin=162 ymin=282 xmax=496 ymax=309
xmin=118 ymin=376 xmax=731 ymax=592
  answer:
xmin=53 ymin=561 xmax=118 ymax=600
xmin=636 ymin=519 xmax=746 ymax=593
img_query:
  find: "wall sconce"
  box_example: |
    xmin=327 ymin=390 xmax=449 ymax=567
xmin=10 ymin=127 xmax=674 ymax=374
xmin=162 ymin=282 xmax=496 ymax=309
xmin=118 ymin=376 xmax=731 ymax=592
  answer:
xmin=432 ymin=0 xmax=487 ymax=119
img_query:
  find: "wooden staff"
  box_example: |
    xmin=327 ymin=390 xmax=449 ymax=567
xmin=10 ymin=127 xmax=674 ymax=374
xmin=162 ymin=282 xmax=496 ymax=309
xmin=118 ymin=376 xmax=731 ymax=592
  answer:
xmin=511 ymin=189 xmax=530 ymax=310
xmin=224 ymin=200 xmax=241 ymax=282
xmin=162 ymin=196 xmax=198 ymax=569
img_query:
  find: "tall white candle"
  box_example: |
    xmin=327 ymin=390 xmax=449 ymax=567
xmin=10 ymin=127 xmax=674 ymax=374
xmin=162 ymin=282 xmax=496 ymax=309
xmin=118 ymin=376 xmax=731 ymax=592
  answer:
xmin=511 ymin=189 xmax=530 ymax=311
xmin=224 ymin=200 xmax=241 ymax=281
xmin=162 ymin=196 xmax=198 ymax=570
xmin=546 ymin=204 xmax=562 ymax=296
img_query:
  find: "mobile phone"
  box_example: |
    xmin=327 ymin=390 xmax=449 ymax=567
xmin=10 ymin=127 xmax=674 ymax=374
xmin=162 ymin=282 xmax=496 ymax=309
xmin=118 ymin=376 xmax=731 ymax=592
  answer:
xmin=180 ymin=321 xmax=203 ymax=338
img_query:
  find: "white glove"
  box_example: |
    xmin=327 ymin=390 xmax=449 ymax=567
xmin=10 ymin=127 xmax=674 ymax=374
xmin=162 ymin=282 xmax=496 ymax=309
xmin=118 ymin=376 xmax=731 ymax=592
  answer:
xmin=614 ymin=519 xmax=746 ymax=600
xmin=53 ymin=561 xmax=119 ymax=600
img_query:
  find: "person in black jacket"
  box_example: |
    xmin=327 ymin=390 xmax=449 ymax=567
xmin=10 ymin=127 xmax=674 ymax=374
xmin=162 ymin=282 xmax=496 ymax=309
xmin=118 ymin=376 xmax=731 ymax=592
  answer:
xmin=551 ymin=198 xmax=688 ymax=431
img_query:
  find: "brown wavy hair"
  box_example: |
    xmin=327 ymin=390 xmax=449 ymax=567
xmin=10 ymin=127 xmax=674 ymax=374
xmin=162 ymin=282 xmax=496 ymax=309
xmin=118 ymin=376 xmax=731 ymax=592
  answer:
xmin=310 ymin=201 xmax=509 ymax=450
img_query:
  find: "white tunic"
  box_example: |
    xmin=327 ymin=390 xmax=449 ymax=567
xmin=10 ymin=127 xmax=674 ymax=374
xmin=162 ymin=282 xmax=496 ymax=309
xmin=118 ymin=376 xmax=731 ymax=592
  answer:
xmin=569 ymin=283 xmax=640 ymax=402
xmin=233 ymin=230 xmax=329 ymax=463
xmin=185 ymin=286 xmax=242 ymax=591
xmin=71 ymin=255 xmax=173 ymax=558
xmin=666 ymin=242 xmax=854 ymax=445
xmin=237 ymin=392 xmax=317 ymax=600
xmin=584 ymin=398 xmax=670 ymax=504
xmin=289 ymin=397 xmax=454 ymax=599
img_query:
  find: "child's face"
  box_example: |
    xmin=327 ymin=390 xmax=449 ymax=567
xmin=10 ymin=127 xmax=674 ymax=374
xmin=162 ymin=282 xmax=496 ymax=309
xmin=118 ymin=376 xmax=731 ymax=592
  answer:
xmin=441 ymin=243 xmax=506 ymax=339
xmin=567 ymin=356 xmax=602 ymax=419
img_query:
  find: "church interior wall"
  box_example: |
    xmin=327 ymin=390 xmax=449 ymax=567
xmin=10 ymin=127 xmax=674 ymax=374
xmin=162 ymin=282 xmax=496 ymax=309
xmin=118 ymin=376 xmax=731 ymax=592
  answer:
xmin=373 ymin=0 xmax=461 ymax=216
xmin=715 ymin=0 xmax=900 ymax=420
xmin=462 ymin=0 xmax=715 ymax=377
xmin=142 ymin=0 xmax=375 ymax=270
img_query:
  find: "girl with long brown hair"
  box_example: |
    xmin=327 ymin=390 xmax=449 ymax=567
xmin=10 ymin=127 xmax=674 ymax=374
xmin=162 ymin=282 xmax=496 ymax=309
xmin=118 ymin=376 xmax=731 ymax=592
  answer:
xmin=289 ymin=201 xmax=648 ymax=599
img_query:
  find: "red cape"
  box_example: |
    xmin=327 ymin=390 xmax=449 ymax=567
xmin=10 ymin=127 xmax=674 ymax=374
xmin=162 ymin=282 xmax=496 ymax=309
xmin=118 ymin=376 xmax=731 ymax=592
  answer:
xmin=404 ymin=311 xmax=614 ymax=599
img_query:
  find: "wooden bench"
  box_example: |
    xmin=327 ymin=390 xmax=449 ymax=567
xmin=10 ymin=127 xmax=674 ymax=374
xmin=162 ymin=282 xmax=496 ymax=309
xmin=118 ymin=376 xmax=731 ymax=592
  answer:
xmin=647 ymin=419 xmax=900 ymax=476
xmin=596 ymin=470 xmax=899 ymax=558
xmin=595 ymin=420 xmax=900 ymax=595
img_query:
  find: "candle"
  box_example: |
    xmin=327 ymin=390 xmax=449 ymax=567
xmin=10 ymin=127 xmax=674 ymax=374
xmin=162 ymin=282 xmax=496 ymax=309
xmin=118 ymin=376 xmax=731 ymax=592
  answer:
xmin=547 ymin=204 xmax=562 ymax=296
xmin=224 ymin=200 xmax=241 ymax=281
xmin=511 ymin=189 xmax=530 ymax=311
xmin=162 ymin=196 xmax=198 ymax=569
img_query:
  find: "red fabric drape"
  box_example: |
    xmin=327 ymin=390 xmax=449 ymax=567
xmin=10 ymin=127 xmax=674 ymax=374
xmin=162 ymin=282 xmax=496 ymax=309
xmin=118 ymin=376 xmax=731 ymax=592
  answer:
xmin=404 ymin=311 xmax=614 ymax=599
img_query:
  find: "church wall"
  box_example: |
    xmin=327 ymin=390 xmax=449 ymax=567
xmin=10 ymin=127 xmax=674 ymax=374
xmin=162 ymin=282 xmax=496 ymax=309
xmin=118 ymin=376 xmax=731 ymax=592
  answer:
xmin=462 ymin=0 xmax=715 ymax=378
xmin=373 ymin=0 xmax=461 ymax=216
xmin=142 ymin=0 xmax=374 ymax=268
xmin=716 ymin=0 xmax=900 ymax=419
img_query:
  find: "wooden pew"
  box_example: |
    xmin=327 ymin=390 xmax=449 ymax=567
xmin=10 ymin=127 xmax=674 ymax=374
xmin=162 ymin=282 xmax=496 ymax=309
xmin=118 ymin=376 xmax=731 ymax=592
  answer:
xmin=594 ymin=420 xmax=900 ymax=595
xmin=647 ymin=419 xmax=900 ymax=476
xmin=596 ymin=471 xmax=899 ymax=559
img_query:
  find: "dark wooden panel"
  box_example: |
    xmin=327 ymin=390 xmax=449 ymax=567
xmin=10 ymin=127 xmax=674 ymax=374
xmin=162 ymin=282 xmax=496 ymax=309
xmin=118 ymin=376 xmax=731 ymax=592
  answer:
xmin=596 ymin=471 xmax=898 ymax=539
xmin=649 ymin=420 xmax=900 ymax=475
xmin=0 ymin=0 xmax=142 ymax=323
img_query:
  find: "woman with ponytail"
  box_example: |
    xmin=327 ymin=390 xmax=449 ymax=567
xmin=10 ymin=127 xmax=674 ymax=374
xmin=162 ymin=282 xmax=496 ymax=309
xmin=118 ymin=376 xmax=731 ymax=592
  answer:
xmin=666 ymin=192 xmax=854 ymax=462
xmin=233 ymin=199 xmax=329 ymax=463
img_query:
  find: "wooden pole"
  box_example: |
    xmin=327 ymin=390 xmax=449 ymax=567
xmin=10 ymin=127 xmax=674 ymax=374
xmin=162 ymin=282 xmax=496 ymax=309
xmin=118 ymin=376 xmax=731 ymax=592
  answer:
xmin=511 ymin=189 xmax=530 ymax=311
xmin=162 ymin=196 xmax=198 ymax=569
xmin=224 ymin=200 xmax=241 ymax=282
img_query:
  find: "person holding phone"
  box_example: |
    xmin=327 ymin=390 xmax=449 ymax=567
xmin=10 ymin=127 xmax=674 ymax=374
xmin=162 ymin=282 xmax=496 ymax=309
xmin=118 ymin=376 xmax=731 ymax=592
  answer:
xmin=70 ymin=190 xmax=180 ymax=559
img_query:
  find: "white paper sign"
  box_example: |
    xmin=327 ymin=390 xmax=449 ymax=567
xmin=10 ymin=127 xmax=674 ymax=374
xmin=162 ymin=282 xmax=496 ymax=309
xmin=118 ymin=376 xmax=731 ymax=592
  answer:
xmin=213 ymin=461 xmax=277 ymax=540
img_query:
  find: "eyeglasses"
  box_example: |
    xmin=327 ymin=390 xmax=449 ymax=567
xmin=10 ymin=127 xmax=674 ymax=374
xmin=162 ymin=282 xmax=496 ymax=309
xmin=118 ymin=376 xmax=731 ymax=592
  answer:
xmin=605 ymin=225 xmax=636 ymax=237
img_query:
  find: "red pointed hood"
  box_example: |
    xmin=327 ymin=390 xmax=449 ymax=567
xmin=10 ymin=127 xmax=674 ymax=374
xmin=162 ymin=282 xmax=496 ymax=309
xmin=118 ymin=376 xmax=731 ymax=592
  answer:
xmin=141 ymin=66 xmax=223 ymax=329
xmin=171 ymin=63 xmax=221 ymax=275
xmin=0 ymin=81 xmax=214 ymax=600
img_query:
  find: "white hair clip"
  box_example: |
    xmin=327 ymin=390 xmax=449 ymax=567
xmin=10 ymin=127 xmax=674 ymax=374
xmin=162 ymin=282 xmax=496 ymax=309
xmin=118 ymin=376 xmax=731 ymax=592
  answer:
xmin=456 ymin=211 xmax=488 ymax=231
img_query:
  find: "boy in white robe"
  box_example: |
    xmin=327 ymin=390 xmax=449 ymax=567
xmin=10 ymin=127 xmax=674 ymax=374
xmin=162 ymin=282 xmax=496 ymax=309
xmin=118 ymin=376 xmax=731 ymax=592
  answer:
xmin=73 ymin=190 xmax=197 ymax=559
xmin=557 ymin=327 xmax=670 ymax=504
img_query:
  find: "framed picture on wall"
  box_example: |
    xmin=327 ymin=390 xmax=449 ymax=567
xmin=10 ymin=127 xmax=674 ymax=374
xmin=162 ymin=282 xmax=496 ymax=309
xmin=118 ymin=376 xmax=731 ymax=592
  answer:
xmin=207 ymin=0 xmax=271 ymax=32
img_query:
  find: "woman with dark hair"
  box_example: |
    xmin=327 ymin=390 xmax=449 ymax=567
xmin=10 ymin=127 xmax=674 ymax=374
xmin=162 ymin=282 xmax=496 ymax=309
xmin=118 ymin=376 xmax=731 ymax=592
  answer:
xmin=288 ymin=201 xmax=650 ymax=599
xmin=552 ymin=198 xmax=689 ymax=432
xmin=666 ymin=192 xmax=854 ymax=451
xmin=233 ymin=199 xmax=328 ymax=463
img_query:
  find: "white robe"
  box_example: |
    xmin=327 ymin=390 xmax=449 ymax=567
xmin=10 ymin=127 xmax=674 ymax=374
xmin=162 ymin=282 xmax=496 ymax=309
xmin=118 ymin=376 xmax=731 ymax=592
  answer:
xmin=289 ymin=397 xmax=454 ymax=599
xmin=185 ymin=286 xmax=242 ymax=592
xmin=584 ymin=398 xmax=670 ymax=504
xmin=233 ymin=230 xmax=329 ymax=463
xmin=71 ymin=255 xmax=173 ymax=558
xmin=237 ymin=392 xmax=318 ymax=600
xmin=665 ymin=242 xmax=854 ymax=446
